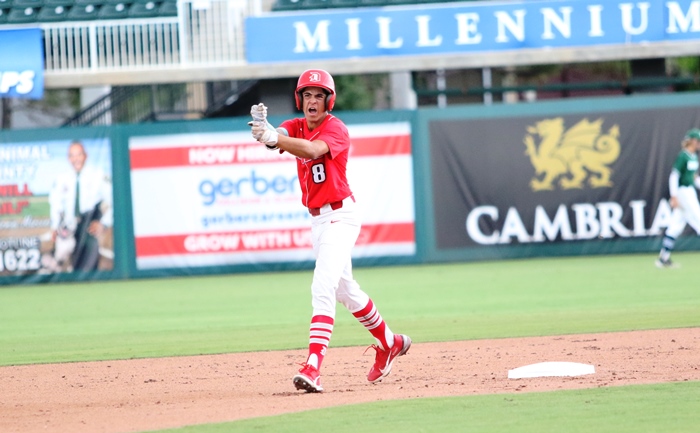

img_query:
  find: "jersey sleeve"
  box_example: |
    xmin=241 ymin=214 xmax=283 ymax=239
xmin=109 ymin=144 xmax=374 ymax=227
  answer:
xmin=318 ymin=119 xmax=350 ymax=159
xmin=672 ymin=152 xmax=688 ymax=173
xmin=276 ymin=118 xmax=303 ymax=155
xmin=280 ymin=118 xmax=300 ymax=138
xmin=669 ymin=169 xmax=680 ymax=197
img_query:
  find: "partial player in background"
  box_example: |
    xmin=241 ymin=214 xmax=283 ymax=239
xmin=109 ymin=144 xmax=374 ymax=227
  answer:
xmin=248 ymin=69 xmax=411 ymax=393
xmin=656 ymin=128 xmax=700 ymax=268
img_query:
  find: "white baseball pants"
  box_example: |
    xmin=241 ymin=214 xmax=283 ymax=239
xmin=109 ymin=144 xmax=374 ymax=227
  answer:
xmin=665 ymin=186 xmax=700 ymax=238
xmin=309 ymin=196 xmax=369 ymax=318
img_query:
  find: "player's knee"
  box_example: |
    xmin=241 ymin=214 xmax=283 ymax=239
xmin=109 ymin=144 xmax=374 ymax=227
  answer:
xmin=336 ymin=290 xmax=368 ymax=312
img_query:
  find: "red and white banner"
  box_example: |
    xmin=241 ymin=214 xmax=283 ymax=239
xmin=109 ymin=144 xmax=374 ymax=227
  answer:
xmin=129 ymin=123 xmax=415 ymax=269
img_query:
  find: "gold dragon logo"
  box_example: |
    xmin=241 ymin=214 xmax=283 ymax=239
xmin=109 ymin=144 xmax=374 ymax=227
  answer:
xmin=523 ymin=117 xmax=621 ymax=191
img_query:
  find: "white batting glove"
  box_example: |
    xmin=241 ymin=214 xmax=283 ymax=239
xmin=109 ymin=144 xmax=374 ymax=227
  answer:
xmin=250 ymin=103 xmax=278 ymax=149
xmin=250 ymin=103 xmax=268 ymax=122
xmin=248 ymin=120 xmax=279 ymax=149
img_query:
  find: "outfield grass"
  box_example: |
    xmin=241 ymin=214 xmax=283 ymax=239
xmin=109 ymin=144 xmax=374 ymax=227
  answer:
xmin=1 ymin=252 xmax=699 ymax=366
xmin=161 ymin=382 xmax=700 ymax=433
xmin=2 ymin=252 xmax=698 ymax=433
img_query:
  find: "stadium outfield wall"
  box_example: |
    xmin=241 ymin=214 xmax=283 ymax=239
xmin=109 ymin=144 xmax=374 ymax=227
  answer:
xmin=1 ymin=91 xmax=700 ymax=285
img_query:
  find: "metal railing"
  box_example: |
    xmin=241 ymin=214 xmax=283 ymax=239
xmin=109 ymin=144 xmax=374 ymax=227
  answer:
xmin=203 ymin=79 xmax=258 ymax=116
xmin=61 ymin=78 xmax=259 ymax=126
xmin=36 ymin=0 xmax=261 ymax=126
xmin=62 ymin=85 xmax=154 ymax=126
xmin=44 ymin=20 xmax=180 ymax=72
xmin=41 ymin=0 xmax=259 ymax=76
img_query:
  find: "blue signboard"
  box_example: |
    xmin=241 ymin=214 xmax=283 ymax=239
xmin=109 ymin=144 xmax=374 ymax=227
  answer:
xmin=0 ymin=28 xmax=44 ymax=100
xmin=245 ymin=0 xmax=700 ymax=63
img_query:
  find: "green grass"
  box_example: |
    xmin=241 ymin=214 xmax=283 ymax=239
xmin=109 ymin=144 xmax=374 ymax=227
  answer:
xmin=160 ymin=382 xmax=699 ymax=433
xmin=1 ymin=252 xmax=699 ymax=433
xmin=1 ymin=252 xmax=698 ymax=366
xmin=0 ymin=195 xmax=49 ymax=219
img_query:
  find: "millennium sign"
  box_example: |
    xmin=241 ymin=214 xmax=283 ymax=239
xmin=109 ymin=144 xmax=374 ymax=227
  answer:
xmin=246 ymin=0 xmax=700 ymax=63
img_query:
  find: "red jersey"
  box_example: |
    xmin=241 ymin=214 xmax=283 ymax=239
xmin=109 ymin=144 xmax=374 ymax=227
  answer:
xmin=280 ymin=114 xmax=353 ymax=209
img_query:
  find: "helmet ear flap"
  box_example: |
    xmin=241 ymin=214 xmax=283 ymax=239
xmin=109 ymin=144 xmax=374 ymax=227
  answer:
xmin=295 ymin=91 xmax=302 ymax=110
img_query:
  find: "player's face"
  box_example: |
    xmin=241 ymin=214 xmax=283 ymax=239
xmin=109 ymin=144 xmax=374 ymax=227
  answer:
xmin=68 ymin=143 xmax=87 ymax=173
xmin=302 ymin=87 xmax=328 ymax=125
xmin=691 ymin=139 xmax=700 ymax=152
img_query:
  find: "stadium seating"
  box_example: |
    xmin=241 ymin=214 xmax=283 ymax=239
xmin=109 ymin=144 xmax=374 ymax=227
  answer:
xmin=270 ymin=0 xmax=303 ymax=11
xmin=330 ymin=0 xmax=362 ymax=8
xmin=127 ymin=0 xmax=157 ymax=18
xmin=13 ymin=0 xmax=44 ymax=7
xmin=0 ymin=0 xmax=465 ymax=24
xmin=356 ymin=0 xmax=389 ymax=6
xmin=97 ymin=1 xmax=128 ymax=19
xmin=271 ymin=0 xmax=454 ymax=10
xmin=0 ymin=0 xmax=177 ymax=22
xmin=3 ymin=0 xmax=441 ymax=24
xmin=157 ymin=0 xmax=175 ymax=17
xmin=6 ymin=6 xmax=39 ymax=22
xmin=65 ymin=3 xmax=98 ymax=19
xmin=44 ymin=0 xmax=75 ymax=7
xmin=3 ymin=0 xmax=417 ymax=23
xmin=301 ymin=0 xmax=331 ymax=9
xmin=36 ymin=4 xmax=69 ymax=20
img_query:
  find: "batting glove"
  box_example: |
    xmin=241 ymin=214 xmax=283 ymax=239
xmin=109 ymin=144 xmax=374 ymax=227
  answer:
xmin=248 ymin=120 xmax=279 ymax=149
xmin=250 ymin=103 xmax=268 ymax=122
xmin=249 ymin=103 xmax=278 ymax=149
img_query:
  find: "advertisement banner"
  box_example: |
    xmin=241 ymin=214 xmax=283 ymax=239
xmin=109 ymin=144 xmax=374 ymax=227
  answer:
xmin=0 ymin=28 xmax=44 ymax=99
xmin=129 ymin=123 xmax=415 ymax=270
xmin=246 ymin=0 xmax=700 ymax=63
xmin=429 ymin=106 xmax=700 ymax=250
xmin=0 ymin=138 xmax=114 ymax=277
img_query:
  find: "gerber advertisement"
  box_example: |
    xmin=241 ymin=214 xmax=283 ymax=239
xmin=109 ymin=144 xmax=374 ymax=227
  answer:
xmin=429 ymin=106 xmax=700 ymax=250
xmin=0 ymin=139 xmax=114 ymax=278
xmin=129 ymin=123 xmax=415 ymax=270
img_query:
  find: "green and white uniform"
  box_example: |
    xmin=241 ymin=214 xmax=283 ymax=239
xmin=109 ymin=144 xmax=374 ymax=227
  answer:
xmin=665 ymin=149 xmax=700 ymax=238
xmin=659 ymin=128 xmax=700 ymax=267
xmin=674 ymin=150 xmax=698 ymax=188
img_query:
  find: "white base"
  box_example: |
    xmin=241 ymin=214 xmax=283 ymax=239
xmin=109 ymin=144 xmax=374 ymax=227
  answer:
xmin=508 ymin=361 xmax=595 ymax=379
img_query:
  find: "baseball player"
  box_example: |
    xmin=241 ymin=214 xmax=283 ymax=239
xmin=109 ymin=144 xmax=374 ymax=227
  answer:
xmin=248 ymin=69 xmax=411 ymax=392
xmin=656 ymin=128 xmax=700 ymax=268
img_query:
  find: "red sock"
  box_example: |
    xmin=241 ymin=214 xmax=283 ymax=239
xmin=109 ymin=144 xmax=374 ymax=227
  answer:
xmin=307 ymin=315 xmax=334 ymax=370
xmin=352 ymin=299 xmax=394 ymax=350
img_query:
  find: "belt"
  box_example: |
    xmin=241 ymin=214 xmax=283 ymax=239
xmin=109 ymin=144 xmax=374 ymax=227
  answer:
xmin=308 ymin=195 xmax=354 ymax=217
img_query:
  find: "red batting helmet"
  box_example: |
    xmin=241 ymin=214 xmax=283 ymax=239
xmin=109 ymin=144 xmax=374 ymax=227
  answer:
xmin=295 ymin=69 xmax=336 ymax=111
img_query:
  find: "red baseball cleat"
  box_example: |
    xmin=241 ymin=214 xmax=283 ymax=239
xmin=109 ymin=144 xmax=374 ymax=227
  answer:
xmin=293 ymin=363 xmax=323 ymax=393
xmin=367 ymin=334 xmax=412 ymax=383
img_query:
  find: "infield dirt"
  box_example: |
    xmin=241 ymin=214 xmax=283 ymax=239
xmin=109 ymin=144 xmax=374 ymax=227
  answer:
xmin=1 ymin=327 xmax=698 ymax=433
